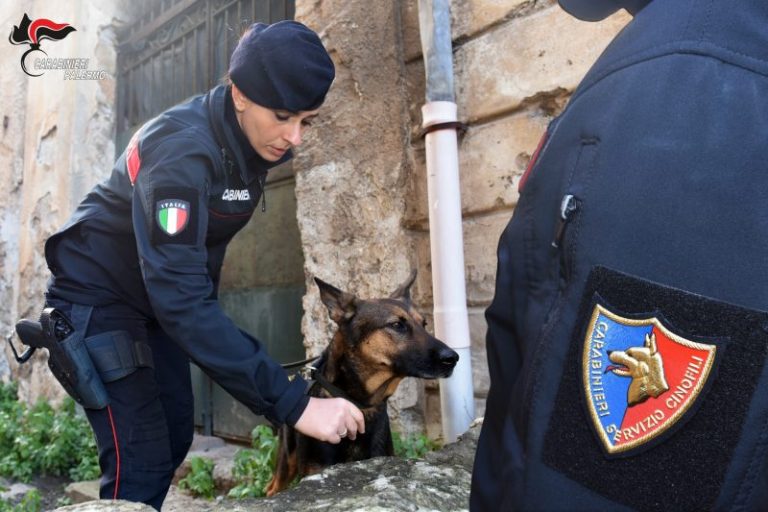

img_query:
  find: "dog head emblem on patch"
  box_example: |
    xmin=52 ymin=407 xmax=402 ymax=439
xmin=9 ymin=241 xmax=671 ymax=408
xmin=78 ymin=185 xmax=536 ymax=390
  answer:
xmin=156 ymin=199 xmax=190 ymax=236
xmin=606 ymin=332 xmax=668 ymax=407
xmin=583 ymin=303 xmax=716 ymax=457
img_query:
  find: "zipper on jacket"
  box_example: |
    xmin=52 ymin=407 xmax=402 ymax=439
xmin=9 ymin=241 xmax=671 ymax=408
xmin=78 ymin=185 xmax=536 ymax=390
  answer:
xmin=552 ymin=194 xmax=579 ymax=249
xmin=519 ymin=194 xmax=581 ymax=441
xmin=259 ymin=175 xmax=267 ymax=213
xmin=221 ymin=147 xmax=234 ymax=175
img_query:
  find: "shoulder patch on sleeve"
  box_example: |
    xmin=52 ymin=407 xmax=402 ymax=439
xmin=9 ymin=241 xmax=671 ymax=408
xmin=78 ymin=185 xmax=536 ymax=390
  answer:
xmin=543 ymin=266 xmax=768 ymax=511
xmin=126 ymin=131 xmax=142 ymax=185
xmin=152 ymin=186 xmax=199 ymax=245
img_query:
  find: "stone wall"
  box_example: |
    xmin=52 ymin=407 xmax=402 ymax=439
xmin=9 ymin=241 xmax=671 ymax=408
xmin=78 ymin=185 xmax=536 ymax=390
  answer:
xmin=293 ymin=1 xmax=424 ymax=434
xmin=0 ymin=0 xmax=131 ymax=403
xmin=296 ymin=0 xmax=629 ymax=437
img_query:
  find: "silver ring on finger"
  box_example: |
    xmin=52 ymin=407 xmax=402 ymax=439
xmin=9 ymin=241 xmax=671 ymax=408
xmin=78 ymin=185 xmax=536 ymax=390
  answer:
xmin=339 ymin=428 xmax=348 ymax=438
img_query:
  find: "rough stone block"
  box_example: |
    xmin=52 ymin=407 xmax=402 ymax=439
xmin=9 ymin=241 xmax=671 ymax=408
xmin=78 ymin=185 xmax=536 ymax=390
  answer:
xmin=64 ymin=480 xmax=99 ymax=504
xmin=455 ymin=6 xmax=629 ymax=122
xmin=415 ymin=210 xmax=512 ymax=305
xmin=424 ymin=386 xmax=443 ymax=440
xmin=401 ymin=0 xmax=534 ymax=62
xmin=55 ymin=501 xmax=153 ymax=512
xmin=404 ymin=59 xmax=427 ymax=140
xmin=406 ymin=109 xmax=550 ymax=224
xmin=469 ymin=307 xmax=490 ymax=396
xmin=400 ymin=0 xmax=422 ymax=62
xmin=460 ymin=111 xmax=551 ymax=213
xmin=413 ymin=231 xmax=435 ymax=305
xmin=451 ymin=0 xmax=532 ymax=40
xmin=463 ymin=210 xmax=514 ymax=304
xmin=253 ymin=428 xmax=479 ymax=511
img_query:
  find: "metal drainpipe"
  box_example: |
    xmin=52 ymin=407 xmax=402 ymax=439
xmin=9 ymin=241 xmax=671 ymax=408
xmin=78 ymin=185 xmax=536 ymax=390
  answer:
xmin=417 ymin=0 xmax=475 ymax=443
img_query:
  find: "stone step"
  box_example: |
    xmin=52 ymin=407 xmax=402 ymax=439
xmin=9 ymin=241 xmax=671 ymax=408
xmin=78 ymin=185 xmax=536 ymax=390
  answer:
xmin=54 ymin=421 xmax=481 ymax=512
xmin=65 ymin=480 xmax=100 ymax=504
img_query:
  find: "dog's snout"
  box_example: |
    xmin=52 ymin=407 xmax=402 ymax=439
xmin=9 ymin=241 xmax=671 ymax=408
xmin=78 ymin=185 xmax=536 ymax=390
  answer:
xmin=439 ymin=347 xmax=459 ymax=368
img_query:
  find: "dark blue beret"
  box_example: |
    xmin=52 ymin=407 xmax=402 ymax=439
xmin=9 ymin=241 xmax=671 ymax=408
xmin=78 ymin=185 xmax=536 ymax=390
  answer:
xmin=228 ymin=20 xmax=335 ymax=112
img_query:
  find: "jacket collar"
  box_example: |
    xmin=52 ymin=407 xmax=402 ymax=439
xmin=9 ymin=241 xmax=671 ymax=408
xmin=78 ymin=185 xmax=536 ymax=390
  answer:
xmin=204 ymin=84 xmax=292 ymax=185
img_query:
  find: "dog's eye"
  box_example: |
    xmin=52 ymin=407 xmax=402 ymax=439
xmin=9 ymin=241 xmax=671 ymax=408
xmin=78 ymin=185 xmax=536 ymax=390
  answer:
xmin=389 ymin=320 xmax=408 ymax=333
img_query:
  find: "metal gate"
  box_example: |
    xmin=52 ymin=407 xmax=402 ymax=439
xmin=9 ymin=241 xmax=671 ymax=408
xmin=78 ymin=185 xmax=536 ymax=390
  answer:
xmin=115 ymin=0 xmax=305 ymax=442
xmin=116 ymin=0 xmax=295 ymax=150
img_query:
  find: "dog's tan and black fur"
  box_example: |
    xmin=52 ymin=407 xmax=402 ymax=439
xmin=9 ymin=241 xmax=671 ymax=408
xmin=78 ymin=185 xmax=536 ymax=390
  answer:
xmin=265 ymin=271 xmax=458 ymax=496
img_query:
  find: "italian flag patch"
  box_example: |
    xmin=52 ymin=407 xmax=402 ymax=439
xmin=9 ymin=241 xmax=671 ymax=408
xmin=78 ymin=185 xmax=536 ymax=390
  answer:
xmin=156 ymin=199 xmax=190 ymax=235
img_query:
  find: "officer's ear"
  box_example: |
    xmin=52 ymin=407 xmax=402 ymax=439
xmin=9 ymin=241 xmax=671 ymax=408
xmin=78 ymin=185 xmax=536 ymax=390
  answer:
xmin=231 ymin=84 xmax=249 ymax=113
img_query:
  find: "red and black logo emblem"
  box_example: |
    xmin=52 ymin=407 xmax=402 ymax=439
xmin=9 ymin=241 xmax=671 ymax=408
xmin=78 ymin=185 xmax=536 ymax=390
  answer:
xmin=9 ymin=13 xmax=76 ymax=77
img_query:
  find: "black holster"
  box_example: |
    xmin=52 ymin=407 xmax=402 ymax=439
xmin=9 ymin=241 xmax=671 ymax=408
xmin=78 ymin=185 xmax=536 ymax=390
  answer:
xmin=11 ymin=305 xmax=154 ymax=409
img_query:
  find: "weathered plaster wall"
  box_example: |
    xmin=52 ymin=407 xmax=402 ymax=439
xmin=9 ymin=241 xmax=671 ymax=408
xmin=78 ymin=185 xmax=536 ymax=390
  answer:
xmin=0 ymin=1 xmax=131 ymax=404
xmin=0 ymin=6 xmax=29 ymax=383
xmin=293 ymin=1 xmax=425 ymax=433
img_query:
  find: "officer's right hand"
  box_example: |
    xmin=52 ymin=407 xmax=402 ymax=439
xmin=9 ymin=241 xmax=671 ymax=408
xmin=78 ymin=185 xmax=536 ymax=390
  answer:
xmin=294 ymin=397 xmax=365 ymax=444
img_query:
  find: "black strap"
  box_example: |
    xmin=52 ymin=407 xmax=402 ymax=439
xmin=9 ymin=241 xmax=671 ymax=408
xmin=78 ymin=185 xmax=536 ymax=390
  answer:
xmin=85 ymin=330 xmax=154 ymax=383
xmin=312 ymin=371 xmax=371 ymax=409
xmin=284 ymin=353 xmax=372 ymax=408
xmin=281 ymin=356 xmax=320 ymax=370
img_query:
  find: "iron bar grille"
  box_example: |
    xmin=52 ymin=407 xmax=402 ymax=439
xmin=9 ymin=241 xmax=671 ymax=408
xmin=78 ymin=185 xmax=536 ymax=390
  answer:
xmin=115 ymin=0 xmax=294 ymax=153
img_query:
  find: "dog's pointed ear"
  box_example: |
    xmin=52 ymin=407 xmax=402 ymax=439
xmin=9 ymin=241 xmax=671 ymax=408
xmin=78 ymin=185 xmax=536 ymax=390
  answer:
xmin=389 ymin=270 xmax=417 ymax=303
xmin=315 ymin=277 xmax=357 ymax=323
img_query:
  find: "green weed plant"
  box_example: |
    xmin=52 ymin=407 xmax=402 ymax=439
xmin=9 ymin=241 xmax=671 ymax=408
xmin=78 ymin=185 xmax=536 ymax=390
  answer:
xmin=0 ymin=382 xmax=99 ymax=483
xmin=228 ymin=425 xmax=279 ymax=500
xmin=392 ymin=431 xmax=442 ymax=459
xmin=178 ymin=456 xmax=216 ymax=499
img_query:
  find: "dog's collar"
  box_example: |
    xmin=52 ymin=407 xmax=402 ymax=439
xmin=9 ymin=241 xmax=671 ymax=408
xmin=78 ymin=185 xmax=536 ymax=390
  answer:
xmin=286 ymin=354 xmax=375 ymax=409
xmin=282 ymin=356 xmax=321 ymax=370
xmin=310 ymin=367 xmax=373 ymax=410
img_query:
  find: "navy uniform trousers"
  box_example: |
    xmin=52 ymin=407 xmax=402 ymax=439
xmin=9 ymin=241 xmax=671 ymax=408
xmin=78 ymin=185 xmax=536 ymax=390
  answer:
xmin=46 ymin=295 xmax=194 ymax=511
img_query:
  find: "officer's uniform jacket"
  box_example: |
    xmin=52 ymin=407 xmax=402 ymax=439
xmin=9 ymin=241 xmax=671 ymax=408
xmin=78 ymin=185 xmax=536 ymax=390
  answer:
xmin=472 ymin=1 xmax=768 ymax=510
xmin=45 ymin=84 xmax=309 ymax=426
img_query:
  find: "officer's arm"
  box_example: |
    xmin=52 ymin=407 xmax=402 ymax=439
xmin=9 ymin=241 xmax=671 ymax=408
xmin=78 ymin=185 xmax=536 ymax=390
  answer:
xmin=485 ymin=220 xmax=526 ymax=393
xmin=130 ymin=137 xmax=308 ymax=426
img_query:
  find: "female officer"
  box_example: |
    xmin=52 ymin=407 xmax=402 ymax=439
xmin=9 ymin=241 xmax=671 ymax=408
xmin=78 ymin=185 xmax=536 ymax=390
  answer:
xmin=42 ymin=20 xmax=364 ymax=509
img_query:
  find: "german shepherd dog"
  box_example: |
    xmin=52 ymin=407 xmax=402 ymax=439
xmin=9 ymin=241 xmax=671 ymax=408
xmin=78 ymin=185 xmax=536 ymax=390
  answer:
xmin=265 ymin=271 xmax=459 ymax=496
